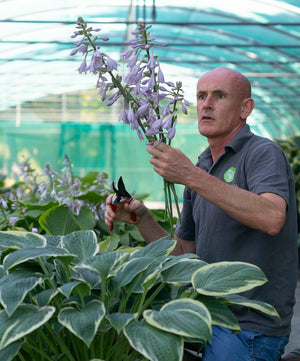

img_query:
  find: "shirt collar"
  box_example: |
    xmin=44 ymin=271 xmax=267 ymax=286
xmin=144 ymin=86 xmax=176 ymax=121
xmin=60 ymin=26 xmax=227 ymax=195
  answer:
xmin=197 ymin=124 xmax=254 ymax=170
xmin=225 ymin=123 xmax=254 ymax=153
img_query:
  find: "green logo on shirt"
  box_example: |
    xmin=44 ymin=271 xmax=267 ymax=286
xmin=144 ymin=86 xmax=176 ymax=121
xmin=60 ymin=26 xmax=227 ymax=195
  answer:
xmin=224 ymin=167 xmax=236 ymax=183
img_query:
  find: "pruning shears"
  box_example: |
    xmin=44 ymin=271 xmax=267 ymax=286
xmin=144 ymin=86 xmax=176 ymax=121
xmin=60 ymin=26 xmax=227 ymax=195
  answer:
xmin=110 ymin=176 xmax=137 ymax=231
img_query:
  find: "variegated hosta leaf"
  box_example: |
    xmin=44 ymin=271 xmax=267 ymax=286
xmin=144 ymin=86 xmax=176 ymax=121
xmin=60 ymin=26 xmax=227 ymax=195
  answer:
xmin=112 ymin=257 xmax=156 ymax=289
xmin=0 ymin=231 xmax=46 ymax=248
xmin=0 ymin=266 xmax=6 ymax=279
xmin=197 ymin=295 xmax=240 ymax=332
xmin=192 ymin=261 xmax=267 ymax=296
xmin=0 ymin=305 xmax=55 ymax=350
xmin=221 ymin=294 xmax=280 ymax=318
xmin=58 ymin=281 xmax=87 ymax=298
xmin=106 ymin=312 xmax=137 ymax=334
xmin=161 ymin=258 xmax=206 ymax=284
xmin=0 ymin=340 xmax=23 ymax=361
xmin=124 ymin=319 xmax=183 ymax=361
xmin=3 ymin=246 xmax=74 ymax=271
xmin=130 ymin=236 xmax=176 ymax=259
xmin=58 ymin=299 xmax=105 ymax=347
xmin=0 ymin=270 xmax=44 ymax=316
xmin=78 ymin=252 xmax=127 ymax=278
xmin=62 ymin=230 xmax=99 ymax=263
xmin=144 ymin=299 xmax=212 ymax=342
xmin=33 ymin=288 xmax=59 ymax=307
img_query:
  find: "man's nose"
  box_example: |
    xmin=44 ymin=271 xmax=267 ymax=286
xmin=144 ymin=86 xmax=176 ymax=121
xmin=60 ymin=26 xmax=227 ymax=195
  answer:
xmin=203 ymin=95 xmax=213 ymax=109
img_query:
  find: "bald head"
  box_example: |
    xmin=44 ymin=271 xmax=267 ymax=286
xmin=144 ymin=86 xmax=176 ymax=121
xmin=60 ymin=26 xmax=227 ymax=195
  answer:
xmin=199 ymin=67 xmax=252 ymax=99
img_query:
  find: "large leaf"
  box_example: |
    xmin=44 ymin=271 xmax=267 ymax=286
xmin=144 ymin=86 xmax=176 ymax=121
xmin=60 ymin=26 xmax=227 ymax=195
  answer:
xmin=197 ymin=295 xmax=240 ymax=332
xmin=58 ymin=299 xmax=105 ymax=347
xmin=39 ymin=204 xmax=81 ymax=235
xmin=78 ymin=251 xmax=127 ymax=278
xmin=0 ymin=341 xmax=23 ymax=361
xmin=221 ymin=294 xmax=280 ymax=318
xmin=0 ymin=270 xmax=44 ymax=316
xmin=124 ymin=319 xmax=183 ymax=361
xmin=106 ymin=312 xmax=137 ymax=334
xmin=0 ymin=231 xmax=46 ymax=248
xmin=3 ymin=246 xmax=74 ymax=271
xmin=161 ymin=258 xmax=206 ymax=284
xmin=62 ymin=230 xmax=99 ymax=263
xmin=112 ymin=257 xmax=156 ymax=289
xmin=0 ymin=305 xmax=55 ymax=350
xmin=76 ymin=206 xmax=95 ymax=230
xmin=144 ymin=299 xmax=211 ymax=342
xmin=130 ymin=236 xmax=176 ymax=259
xmin=192 ymin=261 xmax=267 ymax=296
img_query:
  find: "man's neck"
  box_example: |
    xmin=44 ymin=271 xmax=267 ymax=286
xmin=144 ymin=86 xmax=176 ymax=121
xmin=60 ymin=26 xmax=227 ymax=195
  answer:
xmin=208 ymin=124 xmax=244 ymax=162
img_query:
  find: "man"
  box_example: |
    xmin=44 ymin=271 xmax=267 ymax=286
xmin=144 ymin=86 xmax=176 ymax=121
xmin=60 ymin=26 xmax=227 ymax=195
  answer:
xmin=105 ymin=67 xmax=298 ymax=361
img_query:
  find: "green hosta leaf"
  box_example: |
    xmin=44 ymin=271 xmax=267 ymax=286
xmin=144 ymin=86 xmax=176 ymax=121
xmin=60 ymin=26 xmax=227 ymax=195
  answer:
xmin=197 ymin=295 xmax=240 ymax=332
xmin=58 ymin=299 xmax=105 ymax=347
xmin=59 ymin=281 xmax=91 ymax=300
xmin=62 ymin=230 xmax=99 ymax=263
xmin=33 ymin=288 xmax=59 ymax=307
xmin=78 ymin=252 xmax=127 ymax=278
xmin=112 ymin=257 xmax=155 ymax=289
xmin=222 ymin=294 xmax=280 ymax=318
xmin=192 ymin=261 xmax=267 ymax=296
xmin=106 ymin=312 xmax=137 ymax=334
xmin=0 ymin=231 xmax=46 ymax=248
xmin=0 ymin=305 xmax=55 ymax=350
xmin=161 ymin=258 xmax=206 ymax=284
xmin=0 ymin=340 xmax=23 ymax=361
xmin=124 ymin=319 xmax=183 ymax=361
xmin=39 ymin=204 xmax=81 ymax=235
xmin=144 ymin=299 xmax=211 ymax=342
xmin=130 ymin=236 xmax=176 ymax=259
xmin=75 ymin=206 xmax=94 ymax=230
xmin=0 ymin=270 xmax=44 ymax=316
xmin=124 ymin=257 xmax=164 ymax=294
xmin=99 ymin=235 xmax=120 ymax=252
xmin=0 ymin=266 xmax=6 ymax=278
xmin=3 ymin=246 xmax=74 ymax=271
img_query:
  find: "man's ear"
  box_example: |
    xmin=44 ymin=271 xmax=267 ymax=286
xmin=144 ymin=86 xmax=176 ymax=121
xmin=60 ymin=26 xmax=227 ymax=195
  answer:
xmin=241 ymin=98 xmax=255 ymax=120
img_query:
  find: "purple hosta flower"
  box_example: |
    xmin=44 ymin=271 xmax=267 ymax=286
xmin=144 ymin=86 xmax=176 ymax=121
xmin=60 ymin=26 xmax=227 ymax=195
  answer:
xmin=31 ymin=228 xmax=38 ymax=233
xmin=167 ymin=119 xmax=177 ymax=140
xmin=147 ymin=49 xmax=156 ymax=70
xmin=136 ymin=100 xmax=149 ymax=117
xmin=161 ymin=104 xmax=170 ymax=117
xmin=106 ymin=56 xmax=118 ymax=72
xmin=147 ymin=72 xmax=155 ymax=90
xmin=162 ymin=113 xmax=175 ymax=130
xmin=121 ymin=48 xmax=135 ymax=60
xmin=9 ymin=217 xmax=20 ymax=226
xmin=107 ymin=92 xmax=121 ymax=106
xmin=87 ymin=48 xmax=104 ymax=74
xmin=119 ymin=105 xmax=129 ymax=124
xmin=157 ymin=65 xmax=165 ymax=83
xmin=70 ymin=44 xmax=88 ymax=56
xmin=77 ymin=56 xmax=88 ymax=74
xmin=0 ymin=196 xmax=8 ymax=209
xmin=181 ymin=102 xmax=188 ymax=115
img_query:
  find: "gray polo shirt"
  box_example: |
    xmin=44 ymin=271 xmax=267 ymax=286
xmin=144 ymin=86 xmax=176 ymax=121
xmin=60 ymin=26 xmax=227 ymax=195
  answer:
xmin=175 ymin=124 xmax=298 ymax=336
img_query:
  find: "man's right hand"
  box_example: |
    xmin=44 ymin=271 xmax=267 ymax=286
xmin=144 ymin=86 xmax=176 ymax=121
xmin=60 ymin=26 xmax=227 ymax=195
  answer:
xmin=104 ymin=194 xmax=147 ymax=230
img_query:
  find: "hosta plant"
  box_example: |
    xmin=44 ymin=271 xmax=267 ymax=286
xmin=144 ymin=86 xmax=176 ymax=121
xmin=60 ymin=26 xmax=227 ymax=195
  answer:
xmin=0 ymin=230 xmax=278 ymax=361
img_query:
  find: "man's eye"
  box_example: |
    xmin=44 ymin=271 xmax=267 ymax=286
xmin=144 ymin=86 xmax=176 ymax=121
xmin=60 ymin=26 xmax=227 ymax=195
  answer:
xmin=219 ymin=93 xmax=225 ymax=99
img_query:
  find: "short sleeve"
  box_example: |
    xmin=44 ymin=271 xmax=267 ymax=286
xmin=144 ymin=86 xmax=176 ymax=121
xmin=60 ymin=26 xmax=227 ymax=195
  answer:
xmin=246 ymin=142 xmax=292 ymax=206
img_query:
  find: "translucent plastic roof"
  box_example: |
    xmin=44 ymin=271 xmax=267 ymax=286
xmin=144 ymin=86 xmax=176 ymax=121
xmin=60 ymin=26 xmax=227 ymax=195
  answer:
xmin=0 ymin=0 xmax=299 ymax=138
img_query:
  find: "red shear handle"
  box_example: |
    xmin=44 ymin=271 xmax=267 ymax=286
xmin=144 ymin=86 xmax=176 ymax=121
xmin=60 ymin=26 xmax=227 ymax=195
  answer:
xmin=109 ymin=201 xmax=136 ymax=232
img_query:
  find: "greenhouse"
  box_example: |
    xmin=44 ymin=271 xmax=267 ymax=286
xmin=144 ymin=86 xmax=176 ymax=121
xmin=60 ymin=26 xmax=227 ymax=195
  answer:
xmin=0 ymin=1 xmax=299 ymax=361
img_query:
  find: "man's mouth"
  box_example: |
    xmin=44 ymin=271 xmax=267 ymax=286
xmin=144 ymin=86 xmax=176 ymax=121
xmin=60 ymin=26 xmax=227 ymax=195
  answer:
xmin=201 ymin=115 xmax=214 ymax=121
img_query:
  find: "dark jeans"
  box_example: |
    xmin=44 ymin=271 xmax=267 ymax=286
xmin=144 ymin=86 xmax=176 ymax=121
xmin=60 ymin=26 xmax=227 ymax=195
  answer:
xmin=202 ymin=326 xmax=289 ymax=361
